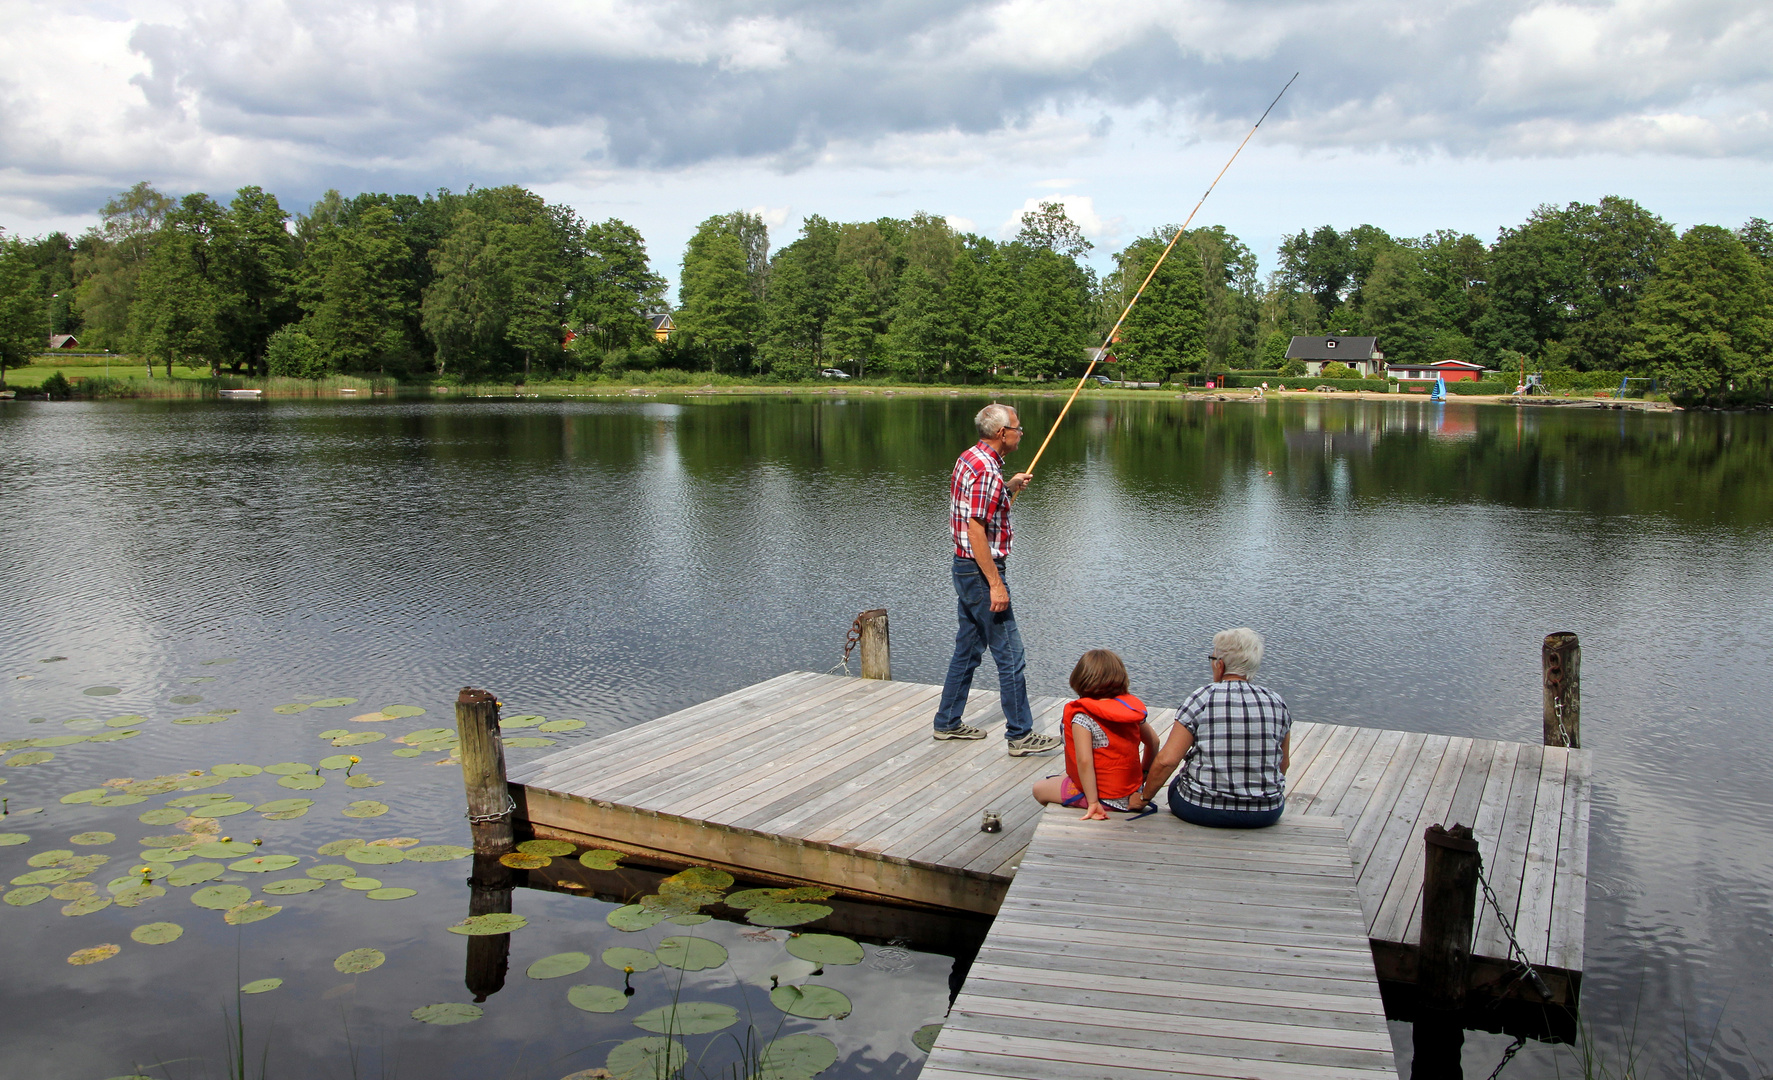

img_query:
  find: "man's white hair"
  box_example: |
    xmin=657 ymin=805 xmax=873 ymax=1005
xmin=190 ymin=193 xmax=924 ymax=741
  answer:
xmin=975 ymin=403 xmax=1018 ymax=438
xmin=1213 ymin=628 xmax=1264 ymax=677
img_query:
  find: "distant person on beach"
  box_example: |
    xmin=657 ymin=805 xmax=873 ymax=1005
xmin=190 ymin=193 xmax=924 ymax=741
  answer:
xmin=931 ymin=404 xmax=1061 ymax=757
xmin=1128 ymin=628 xmax=1291 ymax=828
xmin=1032 ymin=650 xmax=1159 ymax=818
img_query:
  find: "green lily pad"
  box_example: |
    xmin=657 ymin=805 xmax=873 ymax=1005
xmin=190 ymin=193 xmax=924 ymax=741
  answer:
xmin=342 ymin=801 xmax=389 ymax=819
xmin=668 ymin=913 xmax=711 ymax=926
xmin=380 ymin=705 xmax=426 ymax=718
xmin=201 ymin=801 xmax=255 ymax=817
xmin=344 ymin=845 xmax=403 ymax=865
xmin=503 ymin=737 xmax=556 ymax=748
xmin=662 ymin=866 xmax=734 ymax=892
xmin=447 ymin=912 xmax=527 ymax=935
xmin=305 ymin=864 xmax=356 ymax=880
xmin=633 ymin=1001 xmax=738 ymax=1035
xmin=334 ymin=947 xmax=386 ymax=973
xmin=170 ymin=694 xmax=203 ymax=705
xmin=317 ymin=729 xmax=349 ymax=740
xmin=366 ymin=888 xmax=416 ymax=900
xmin=262 ymin=877 xmax=325 ymax=895
xmin=26 ymin=735 xmax=88 ymax=747
xmin=68 ymin=944 xmax=123 ymax=965
xmin=88 ymin=731 xmax=142 ymax=745
xmin=389 ymin=748 xmax=423 ymax=758
xmin=769 ymin=984 xmax=852 ymax=1020
xmin=272 ymin=704 xmax=310 ymax=714
xmin=403 ymin=845 xmax=471 ymax=862
xmin=223 ymin=901 xmax=281 ymax=925
xmin=230 ymin=855 xmax=300 ymax=873
xmin=317 ymin=755 xmax=355 ymax=770
xmin=527 ymin=951 xmax=591 ymax=979
xmin=316 ymin=838 xmax=366 ymax=855
xmin=602 ymin=947 xmax=659 ymax=972
xmin=147 ymin=847 xmax=195 ymax=862
xmin=606 ymin=904 xmax=667 ymax=932
xmin=13 ymin=868 xmax=72 ymax=885
xmin=112 ymin=883 xmax=167 ymax=906
xmin=537 ymin=718 xmax=587 ymax=732
xmin=785 ymin=933 xmax=864 ymax=967
xmin=190 ymin=840 xmax=255 ymax=858
xmin=343 ymin=775 xmax=383 ymax=789
xmin=62 ymin=894 xmax=113 ymax=916
xmin=69 ymin=831 xmax=116 ymax=847
xmin=277 ymin=774 xmax=325 ymax=791
xmin=212 ymin=764 xmax=262 ymax=778
xmin=60 ymin=788 xmax=108 ymax=805
xmin=607 ymin=1037 xmax=685 ymax=1079
xmin=340 ymin=877 xmax=382 ymax=891
xmin=130 ymin=922 xmax=184 ymax=945
xmin=516 ymin=839 xmax=577 ymax=857
xmin=500 ymin=852 xmax=550 ymax=869
xmin=83 ymin=686 xmax=122 ymax=696
xmin=759 ymin=1033 xmax=840 ymax=1079
xmin=655 ymin=936 xmax=728 ymax=972
xmin=165 ymin=792 xmax=236 ymax=808
xmin=191 ymin=884 xmax=252 ymax=910
xmin=567 ymin=984 xmax=628 ymax=1013
xmin=106 ymin=715 xmax=150 ymax=727
xmin=137 ymin=808 xmax=187 ymax=826
xmin=747 ymin=902 xmax=833 ymax=928
xmin=172 ymin=714 xmax=230 ymax=726
xmin=172 ymin=773 xmax=229 ymax=790
xmin=0 ymin=833 xmax=30 ymax=847
xmin=331 ymin=732 xmax=384 ymax=747
xmin=411 ymin=1002 xmax=481 ymax=1025
xmin=241 ymin=978 xmax=282 ymax=994
xmin=28 ymin=849 xmax=75 ymax=867
xmin=261 ymin=809 xmax=308 ymax=821
xmin=399 ymin=727 xmax=454 ymax=744
xmin=578 ymin=849 xmax=623 ymax=870
xmin=166 ymin=862 xmax=224 ymax=887
xmin=6 ymin=752 xmax=54 ymax=766
xmin=311 ymin=698 xmax=359 ymax=708
xmin=499 ymin=715 xmax=545 ymax=729
xmin=264 ymin=762 xmax=311 ymax=775
xmin=254 ymin=799 xmax=314 ymax=815
xmin=4 ymin=886 xmax=51 ymax=906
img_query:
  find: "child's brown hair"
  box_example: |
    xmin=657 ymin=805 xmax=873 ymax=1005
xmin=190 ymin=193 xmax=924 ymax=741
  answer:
xmin=1069 ymin=649 xmax=1129 ymax=699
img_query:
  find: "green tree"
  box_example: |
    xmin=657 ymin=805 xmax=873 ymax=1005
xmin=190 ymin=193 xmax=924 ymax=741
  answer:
xmin=421 ymin=188 xmax=569 ymax=380
xmin=220 ymin=186 xmax=297 ymax=373
xmin=1740 ymin=218 xmax=1773 ymax=266
xmin=73 ymin=182 xmax=174 ymax=352
xmin=569 ymin=218 xmax=665 ymax=354
xmin=264 ymin=325 xmax=329 ymax=379
xmin=943 ymin=246 xmax=989 ymax=382
xmin=1116 ymin=238 xmax=1208 ymax=381
xmin=761 ymin=216 xmax=841 ymax=377
xmin=1416 ymin=230 xmax=1489 ymax=337
xmin=1358 ymin=247 xmax=1436 ymax=365
xmin=0 ymin=240 xmax=49 ymax=389
xmin=823 ymin=263 xmax=880 ymax=375
xmin=129 ymin=193 xmax=233 ymax=377
xmin=835 ymin=221 xmax=896 ymax=315
xmin=299 ymin=203 xmax=415 ymax=374
xmin=1259 ymin=329 xmax=1290 ymax=368
xmin=883 ymin=265 xmax=948 ymax=380
xmin=983 ymin=244 xmax=1091 ymax=380
xmin=1625 ymin=225 xmax=1773 ymax=403
xmin=677 ymin=231 xmax=760 ymax=373
xmin=1016 ymin=201 xmax=1093 ymax=259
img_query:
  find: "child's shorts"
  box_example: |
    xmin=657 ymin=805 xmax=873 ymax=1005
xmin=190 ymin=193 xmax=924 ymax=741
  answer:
xmin=1056 ymin=775 xmax=1131 ymax=812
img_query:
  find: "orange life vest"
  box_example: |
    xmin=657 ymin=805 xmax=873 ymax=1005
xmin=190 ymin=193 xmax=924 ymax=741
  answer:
xmin=1062 ymin=694 xmax=1149 ymax=801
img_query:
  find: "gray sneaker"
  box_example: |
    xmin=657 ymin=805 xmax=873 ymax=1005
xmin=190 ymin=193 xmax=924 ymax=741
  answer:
xmin=934 ymin=724 xmax=987 ymax=741
xmin=1006 ymin=732 xmax=1062 ymax=756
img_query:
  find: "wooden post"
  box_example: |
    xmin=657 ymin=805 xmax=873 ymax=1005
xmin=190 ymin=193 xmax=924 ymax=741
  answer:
xmin=1418 ymin=823 xmax=1481 ymax=1010
xmin=1542 ymin=632 xmax=1580 ymax=748
xmin=858 ymin=608 xmax=891 ymax=681
xmin=455 ymin=686 xmax=514 ymax=855
xmin=463 ymin=854 xmax=514 ymax=1001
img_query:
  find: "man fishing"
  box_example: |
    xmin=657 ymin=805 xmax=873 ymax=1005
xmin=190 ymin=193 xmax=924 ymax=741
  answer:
xmin=931 ymin=403 xmax=1061 ymax=756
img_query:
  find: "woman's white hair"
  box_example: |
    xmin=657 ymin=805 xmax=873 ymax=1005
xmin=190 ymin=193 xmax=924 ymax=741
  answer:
xmin=975 ymin=403 xmax=1017 ymax=438
xmin=1213 ymin=628 xmax=1264 ymax=677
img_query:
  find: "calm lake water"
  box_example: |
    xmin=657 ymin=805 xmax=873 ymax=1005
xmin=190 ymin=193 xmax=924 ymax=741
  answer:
xmin=2 ymin=393 xmax=1771 ymax=1079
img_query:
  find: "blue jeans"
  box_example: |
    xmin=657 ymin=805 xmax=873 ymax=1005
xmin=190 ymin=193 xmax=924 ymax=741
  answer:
xmin=1168 ymin=783 xmax=1284 ymax=828
xmin=933 ymin=555 xmax=1034 ymax=741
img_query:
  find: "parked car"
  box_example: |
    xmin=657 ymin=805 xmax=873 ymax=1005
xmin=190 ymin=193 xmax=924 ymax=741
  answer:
xmin=1091 ymin=374 xmax=1113 ymax=386
xmin=819 ymin=368 xmax=851 ymax=379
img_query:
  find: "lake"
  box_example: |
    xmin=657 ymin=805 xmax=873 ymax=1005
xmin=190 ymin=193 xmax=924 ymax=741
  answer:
xmin=2 ymin=392 xmax=1771 ymax=1079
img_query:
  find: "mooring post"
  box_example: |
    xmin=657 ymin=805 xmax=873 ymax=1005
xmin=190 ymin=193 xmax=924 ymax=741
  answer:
xmin=455 ymin=686 xmax=515 ymax=855
xmin=463 ymin=854 xmax=514 ymax=1002
xmin=1419 ymin=823 xmax=1481 ymax=1010
xmin=1542 ymin=632 xmax=1581 ymax=748
xmin=858 ymin=608 xmax=892 ymax=680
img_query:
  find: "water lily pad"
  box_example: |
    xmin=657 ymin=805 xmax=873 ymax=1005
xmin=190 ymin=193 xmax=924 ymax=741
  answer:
xmin=306 ymin=864 xmax=356 ymax=880
xmin=212 ymin=764 xmax=262 ymax=778
xmin=404 ymin=845 xmax=471 ymax=862
xmin=747 ymin=902 xmax=832 ymax=928
xmin=255 ymin=798 xmax=314 ymax=815
xmin=112 ymin=883 xmax=167 ymax=907
xmin=277 ymin=774 xmax=325 ymax=791
xmin=317 ymin=729 xmax=350 ymax=740
xmin=52 ymin=881 xmax=97 ymax=900
xmin=13 ymin=868 xmax=72 ymax=885
xmin=537 ymin=718 xmax=587 ymax=733
xmin=264 ymin=762 xmax=311 ymax=775
xmin=6 ymin=751 xmax=53 ymax=766
xmin=499 ymin=715 xmax=545 ymax=729
xmin=448 ymin=912 xmax=527 ymax=935
xmin=318 ymin=755 xmax=356 ymax=770
xmin=272 ymin=703 xmax=310 ymax=714
xmin=503 ymin=737 xmax=556 ymax=748
xmin=655 ymin=936 xmax=728 ymax=972
xmin=136 ymin=809 xmax=186 ymax=827
xmin=334 ymin=947 xmax=386 ymax=973
xmin=241 ymin=978 xmax=281 ymax=994
xmin=262 ymin=877 xmax=325 ymax=895
xmin=398 ymin=727 xmax=455 ymax=745
xmin=668 ymin=913 xmax=711 ymax=926
xmin=769 ymin=984 xmax=851 ymax=1020
xmin=332 ymin=732 xmax=384 ymax=747
xmin=345 ymin=844 xmax=402 ymax=865
xmin=366 ymin=887 xmax=415 ymax=900
xmin=68 ymin=944 xmax=121 ymax=964
xmin=170 ymin=695 xmax=203 ymax=705
xmin=576 ymin=850 xmax=623 ymax=871
xmin=340 ymin=877 xmax=383 ymax=891
xmin=28 ymin=849 xmax=75 ymax=867
xmin=131 ymin=922 xmax=184 ymax=945
xmin=368 ymin=836 xmax=422 ymax=848
xmin=191 ymin=884 xmax=252 ymax=910
xmin=317 ymin=838 xmax=366 ymax=855
xmin=61 ymin=788 xmax=107 ymax=805
xmin=88 ymin=731 xmax=142 ymax=745
xmin=606 ymin=904 xmax=666 ymax=932
xmin=380 ymin=705 xmax=426 ymax=719
xmin=201 ymin=801 xmax=256 ymax=817
xmin=499 ymin=852 xmax=550 ymax=869
xmin=173 ymin=773 xmax=230 ymax=790
xmin=70 ymin=831 xmax=117 ymax=847
xmin=83 ymin=686 xmax=122 ymax=696
xmin=343 ymin=775 xmax=383 ymax=789
xmin=517 ymin=839 xmax=577 ymax=857
xmin=230 ymin=855 xmax=300 ymax=873
xmin=166 ymin=792 xmax=236 ymax=808
xmin=224 ymin=901 xmax=281 ymax=925
xmin=567 ymin=984 xmax=628 ymax=1013
xmin=389 ymin=748 xmax=423 ymax=758
xmin=0 ymin=833 xmax=31 ymax=847
xmin=411 ymin=1002 xmax=481 ymax=1025
xmin=62 ymin=894 xmax=112 ymax=916
xmin=147 ymin=847 xmax=195 ymax=863
xmin=311 ymin=697 xmax=359 ymax=708
xmin=342 ymin=801 xmax=389 ymax=819
xmin=167 ymin=862 xmax=224 ymax=887
xmin=633 ymin=1001 xmax=738 ymax=1035
xmin=4 ymin=886 xmax=51 ymax=906
xmin=786 ymin=933 xmax=864 ymax=967
xmin=348 ymin=712 xmax=390 ymax=724
xmin=190 ymin=840 xmax=255 ymax=858
xmin=106 ymin=715 xmax=149 ymax=727
xmin=662 ymin=867 xmax=733 ymax=892
xmin=758 ymin=1034 xmax=840 ymax=1079
xmin=606 ymin=1037 xmax=685 ymax=1079
xmin=602 ymin=947 xmax=659 ymax=972
xmin=172 ymin=714 xmax=230 ymax=726
xmin=527 ymin=951 xmax=591 ymax=979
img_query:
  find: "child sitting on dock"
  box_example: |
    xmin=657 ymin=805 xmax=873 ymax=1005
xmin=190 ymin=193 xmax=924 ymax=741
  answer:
xmin=1031 ymin=650 xmax=1159 ymax=819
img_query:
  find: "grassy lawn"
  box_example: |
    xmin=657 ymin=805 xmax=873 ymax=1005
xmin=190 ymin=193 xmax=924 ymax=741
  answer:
xmin=8 ymin=356 xmax=211 ymax=387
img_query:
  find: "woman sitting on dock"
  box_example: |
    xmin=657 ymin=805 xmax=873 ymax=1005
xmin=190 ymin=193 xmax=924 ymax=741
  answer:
xmin=1127 ymin=628 xmax=1291 ymax=828
xmin=1031 ymin=650 xmax=1159 ymax=819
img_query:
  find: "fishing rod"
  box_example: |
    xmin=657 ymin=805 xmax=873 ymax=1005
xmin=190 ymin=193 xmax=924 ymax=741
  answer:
xmin=1016 ymin=72 xmax=1299 ymax=492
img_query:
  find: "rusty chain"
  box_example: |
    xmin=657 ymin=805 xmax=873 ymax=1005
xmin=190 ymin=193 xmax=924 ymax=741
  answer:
xmin=1546 ymin=654 xmax=1573 ymax=748
xmin=828 ymin=613 xmax=867 ymax=675
xmin=1476 ymin=863 xmax=1555 ymax=1002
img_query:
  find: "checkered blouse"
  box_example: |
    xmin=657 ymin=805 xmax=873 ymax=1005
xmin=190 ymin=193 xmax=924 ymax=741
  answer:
xmin=1171 ymin=680 xmax=1291 ymax=811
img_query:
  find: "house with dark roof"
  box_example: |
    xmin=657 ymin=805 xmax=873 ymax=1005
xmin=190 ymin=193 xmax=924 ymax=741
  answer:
xmin=1285 ymin=335 xmax=1383 ymax=377
xmin=48 ymin=334 xmax=80 ymax=350
xmin=646 ymin=313 xmax=676 ymax=342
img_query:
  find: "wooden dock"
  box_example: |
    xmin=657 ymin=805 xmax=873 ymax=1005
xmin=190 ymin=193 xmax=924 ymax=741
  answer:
xmin=508 ymin=671 xmax=1588 ymax=1005
xmin=920 ymin=810 xmax=1398 ymax=1080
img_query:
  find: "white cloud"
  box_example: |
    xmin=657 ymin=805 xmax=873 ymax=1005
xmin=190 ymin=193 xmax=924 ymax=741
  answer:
xmin=998 ymin=193 xmax=1123 ymax=243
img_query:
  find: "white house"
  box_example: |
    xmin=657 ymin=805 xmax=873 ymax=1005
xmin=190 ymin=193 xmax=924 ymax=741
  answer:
xmin=1284 ymin=336 xmax=1384 ymax=377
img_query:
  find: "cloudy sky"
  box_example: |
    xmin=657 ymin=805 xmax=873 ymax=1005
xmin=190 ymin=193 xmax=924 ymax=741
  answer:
xmin=2 ymin=0 xmax=1769 ymax=286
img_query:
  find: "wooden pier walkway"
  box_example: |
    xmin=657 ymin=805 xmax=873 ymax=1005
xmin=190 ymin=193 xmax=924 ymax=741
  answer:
xmin=508 ymin=671 xmax=1589 ymax=1005
xmin=919 ymin=810 xmax=1398 ymax=1080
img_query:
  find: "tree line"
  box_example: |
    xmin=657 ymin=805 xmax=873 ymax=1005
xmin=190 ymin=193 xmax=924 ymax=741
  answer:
xmin=1 ymin=183 xmax=1768 ymax=400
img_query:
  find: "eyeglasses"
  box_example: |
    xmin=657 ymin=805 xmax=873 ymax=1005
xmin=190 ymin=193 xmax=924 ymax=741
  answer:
xmin=1003 ymin=426 xmax=1024 ymax=433
xmin=1207 ymin=654 xmax=1221 ymax=663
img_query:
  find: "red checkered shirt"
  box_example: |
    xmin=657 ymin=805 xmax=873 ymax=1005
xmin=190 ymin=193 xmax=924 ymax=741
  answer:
xmin=950 ymin=441 xmax=1013 ymax=559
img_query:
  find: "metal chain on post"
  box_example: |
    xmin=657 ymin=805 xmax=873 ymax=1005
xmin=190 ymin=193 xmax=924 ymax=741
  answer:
xmin=1547 ymin=661 xmax=1573 ymax=748
xmin=465 ymin=793 xmax=516 ymax=824
xmin=827 ymin=614 xmax=866 ymax=675
xmin=1476 ymin=864 xmax=1555 ymax=1001
xmin=1483 ymin=1036 xmax=1527 ymax=1080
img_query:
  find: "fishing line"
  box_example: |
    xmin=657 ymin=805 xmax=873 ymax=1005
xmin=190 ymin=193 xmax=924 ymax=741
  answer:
xmin=1016 ymin=72 xmax=1300 ymax=493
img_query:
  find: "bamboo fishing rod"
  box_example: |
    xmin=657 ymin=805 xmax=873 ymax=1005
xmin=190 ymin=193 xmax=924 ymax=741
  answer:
xmin=1016 ymin=73 xmax=1299 ymax=492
